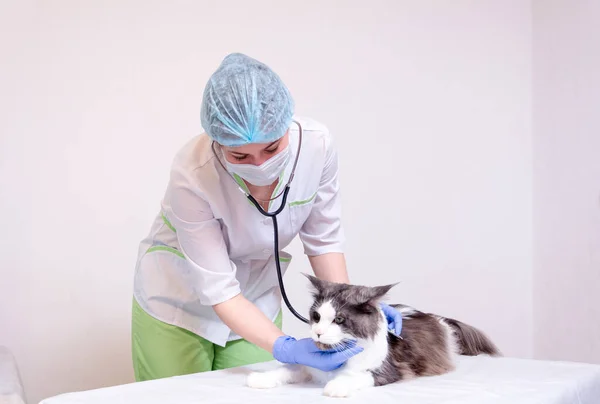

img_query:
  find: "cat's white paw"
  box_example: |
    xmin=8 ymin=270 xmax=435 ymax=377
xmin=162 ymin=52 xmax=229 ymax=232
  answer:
xmin=323 ymin=377 xmax=354 ymax=398
xmin=246 ymin=372 xmax=279 ymax=389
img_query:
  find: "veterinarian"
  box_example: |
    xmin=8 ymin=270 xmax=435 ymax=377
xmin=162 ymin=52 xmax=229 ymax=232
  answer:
xmin=131 ymin=53 xmax=403 ymax=381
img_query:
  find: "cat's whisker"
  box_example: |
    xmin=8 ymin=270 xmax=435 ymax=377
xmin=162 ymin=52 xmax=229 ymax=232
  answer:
xmin=325 ymin=341 xmax=358 ymax=360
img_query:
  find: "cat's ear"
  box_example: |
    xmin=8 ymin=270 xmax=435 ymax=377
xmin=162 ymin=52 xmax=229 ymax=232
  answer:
xmin=353 ymin=283 xmax=397 ymax=305
xmin=302 ymin=273 xmax=327 ymax=294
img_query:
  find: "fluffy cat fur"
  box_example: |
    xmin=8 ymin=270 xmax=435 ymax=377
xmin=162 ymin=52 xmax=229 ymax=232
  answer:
xmin=246 ymin=275 xmax=501 ymax=398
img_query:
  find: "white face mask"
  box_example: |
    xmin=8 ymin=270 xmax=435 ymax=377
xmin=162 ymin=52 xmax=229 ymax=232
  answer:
xmin=224 ymin=144 xmax=291 ymax=186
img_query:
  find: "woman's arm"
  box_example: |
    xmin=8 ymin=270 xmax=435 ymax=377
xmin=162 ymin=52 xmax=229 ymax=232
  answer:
xmin=213 ymin=293 xmax=364 ymax=372
xmin=168 ymin=188 xmax=285 ymax=353
xmin=213 ymin=294 xmax=284 ymax=353
xmin=308 ymin=252 xmax=349 ymax=284
xmin=299 ymin=129 xmax=347 ymax=283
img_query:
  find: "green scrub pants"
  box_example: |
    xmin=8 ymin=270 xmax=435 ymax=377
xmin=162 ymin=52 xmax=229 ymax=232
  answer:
xmin=131 ymin=298 xmax=282 ymax=382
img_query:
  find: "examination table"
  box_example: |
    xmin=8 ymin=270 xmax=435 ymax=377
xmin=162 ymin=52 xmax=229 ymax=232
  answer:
xmin=39 ymin=355 xmax=600 ymax=404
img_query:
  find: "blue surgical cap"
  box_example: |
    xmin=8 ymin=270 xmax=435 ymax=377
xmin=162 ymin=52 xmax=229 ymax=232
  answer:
xmin=200 ymin=53 xmax=295 ymax=147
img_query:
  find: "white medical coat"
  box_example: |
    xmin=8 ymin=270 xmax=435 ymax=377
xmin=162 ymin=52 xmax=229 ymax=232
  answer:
xmin=133 ymin=116 xmax=345 ymax=347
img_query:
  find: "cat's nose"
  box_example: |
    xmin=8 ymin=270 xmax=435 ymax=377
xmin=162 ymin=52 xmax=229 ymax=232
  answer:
xmin=316 ymin=333 xmax=322 ymax=338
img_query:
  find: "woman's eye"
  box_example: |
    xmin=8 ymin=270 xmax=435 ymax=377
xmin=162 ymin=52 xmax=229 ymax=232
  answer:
xmin=311 ymin=312 xmax=321 ymax=322
xmin=232 ymin=155 xmax=247 ymax=161
xmin=265 ymin=148 xmax=277 ymax=154
xmin=334 ymin=316 xmax=345 ymax=325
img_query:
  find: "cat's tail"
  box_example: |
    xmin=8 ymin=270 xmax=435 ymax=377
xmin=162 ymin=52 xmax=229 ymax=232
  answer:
xmin=442 ymin=317 xmax=501 ymax=357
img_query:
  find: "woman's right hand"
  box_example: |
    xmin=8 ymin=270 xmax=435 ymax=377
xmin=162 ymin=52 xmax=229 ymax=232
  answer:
xmin=272 ymin=336 xmax=363 ymax=372
xmin=212 ymin=294 xmax=362 ymax=371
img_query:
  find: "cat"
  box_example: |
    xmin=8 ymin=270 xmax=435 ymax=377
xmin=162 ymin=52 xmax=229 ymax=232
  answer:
xmin=246 ymin=275 xmax=501 ymax=398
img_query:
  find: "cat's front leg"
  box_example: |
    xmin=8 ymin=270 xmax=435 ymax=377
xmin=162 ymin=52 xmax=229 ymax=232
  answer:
xmin=323 ymin=371 xmax=375 ymax=398
xmin=246 ymin=364 xmax=311 ymax=389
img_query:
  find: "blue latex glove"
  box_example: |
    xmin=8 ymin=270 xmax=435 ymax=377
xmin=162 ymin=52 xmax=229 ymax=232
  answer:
xmin=272 ymin=336 xmax=364 ymax=372
xmin=380 ymin=303 xmax=403 ymax=336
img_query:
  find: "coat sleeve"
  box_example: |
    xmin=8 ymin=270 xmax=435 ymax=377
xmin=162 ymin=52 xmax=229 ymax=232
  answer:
xmin=163 ymin=165 xmax=241 ymax=306
xmin=298 ymin=130 xmax=346 ymax=256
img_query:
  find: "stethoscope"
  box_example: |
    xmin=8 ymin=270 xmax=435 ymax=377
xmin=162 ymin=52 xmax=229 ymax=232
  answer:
xmin=212 ymin=120 xmax=309 ymax=324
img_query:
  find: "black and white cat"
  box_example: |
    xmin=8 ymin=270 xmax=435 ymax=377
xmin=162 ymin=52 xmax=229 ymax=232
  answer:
xmin=246 ymin=275 xmax=500 ymax=398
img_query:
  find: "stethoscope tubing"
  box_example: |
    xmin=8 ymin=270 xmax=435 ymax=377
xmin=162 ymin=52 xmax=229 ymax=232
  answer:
xmin=213 ymin=121 xmax=309 ymax=324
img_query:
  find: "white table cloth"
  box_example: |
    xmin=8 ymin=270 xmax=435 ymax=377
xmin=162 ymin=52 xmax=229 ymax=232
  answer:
xmin=40 ymin=356 xmax=600 ymax=404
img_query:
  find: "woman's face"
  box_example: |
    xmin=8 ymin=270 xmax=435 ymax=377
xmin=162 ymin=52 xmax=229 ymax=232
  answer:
xmin=221 ymin=131 xmax=290 ymax=166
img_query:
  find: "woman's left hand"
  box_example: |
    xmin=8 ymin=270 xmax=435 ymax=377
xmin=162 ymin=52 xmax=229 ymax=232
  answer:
xmin=380 ymin=303 xmax=402 ymax=336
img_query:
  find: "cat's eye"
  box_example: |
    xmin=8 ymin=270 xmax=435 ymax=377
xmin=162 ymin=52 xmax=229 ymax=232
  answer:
xmin=311 ymin=312 xmax=321 ymax=322
xmin=334 ymin=316 xmax=345 ymax=324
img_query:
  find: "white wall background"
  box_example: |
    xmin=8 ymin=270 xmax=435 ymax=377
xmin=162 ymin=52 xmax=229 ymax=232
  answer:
xmin=532 ymin=0 xmax=600 ymax=363
xmin=1 ymin=0 xmax=577 ymax=403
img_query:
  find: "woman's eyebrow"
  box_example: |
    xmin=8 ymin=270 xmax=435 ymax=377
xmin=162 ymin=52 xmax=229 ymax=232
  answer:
xmin=228 ymin=139 xmax=280 ymax=156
